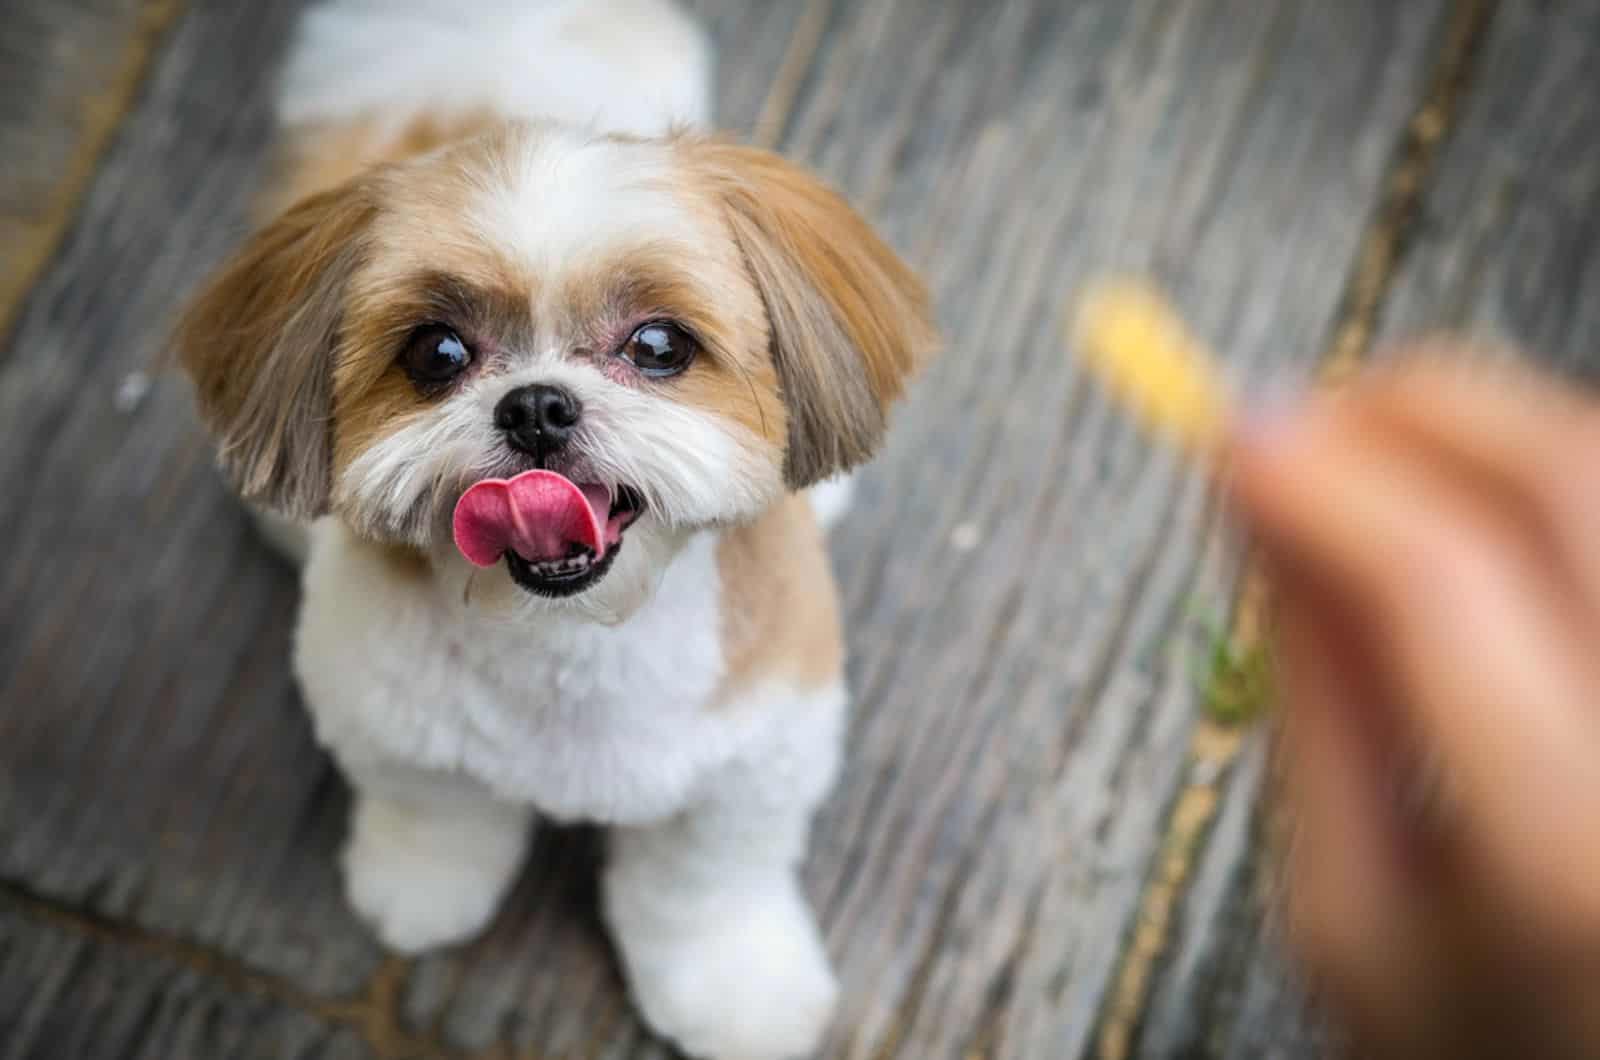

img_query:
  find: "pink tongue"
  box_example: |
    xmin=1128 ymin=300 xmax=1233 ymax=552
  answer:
xmin=452 ymin=470 xmax=611 ymax=568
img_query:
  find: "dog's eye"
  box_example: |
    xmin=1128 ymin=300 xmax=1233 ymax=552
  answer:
xmin=400 ymin=325 xmax=473 ymax=387
xmin=623 ymin=322 xmax=697 ymax=377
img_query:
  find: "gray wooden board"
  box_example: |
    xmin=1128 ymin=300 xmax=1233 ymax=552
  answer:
xmin=1131 ymin=741 xmax=1336 ymax=1060
xmin=0 ymin=902 xmax=364 ymax=1060
xmin=783 ymin=3 xmax=1447 ymax=1057
xmin=0 ymin=0 xmax=1465 ymax=1056
xmin=0 ymin=0 xmax=387 ymax=1000
xmin=0 ymin=0 xmax=153 ymax=336
xmin=1378 ymin=0 xmax=1600 ymax=377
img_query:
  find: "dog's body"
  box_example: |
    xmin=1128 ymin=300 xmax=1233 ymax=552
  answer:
xmin=175 ymin=3 xmax=934 ymax=1057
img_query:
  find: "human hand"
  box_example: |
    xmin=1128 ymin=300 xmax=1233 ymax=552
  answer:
xmin=1228 ymin=350 xmax=1600 ymax=1058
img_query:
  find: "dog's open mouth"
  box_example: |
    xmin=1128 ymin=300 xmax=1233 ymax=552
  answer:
xmin=452 ymin=471 xmax=644 ymax=598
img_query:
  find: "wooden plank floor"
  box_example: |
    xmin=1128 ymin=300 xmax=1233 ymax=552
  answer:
xmin=3 ymin=0 xmax=1595 ymax=1056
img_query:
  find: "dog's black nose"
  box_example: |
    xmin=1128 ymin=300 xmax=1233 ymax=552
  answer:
xmin=495 ymin=383 xmax=582 ymax=460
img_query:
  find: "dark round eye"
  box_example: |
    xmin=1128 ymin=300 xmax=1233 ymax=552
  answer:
xmin=623 ymin=322 xmax=697 ymax=377
xmin=400 ymin=325 xmax=473 ymax=388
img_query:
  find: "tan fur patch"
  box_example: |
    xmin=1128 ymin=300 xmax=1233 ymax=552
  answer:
xmin=177 ymin=111 xmax=518 ymax=519
xmin=676 ymin=136 xmax=940 ymax=487
xmin=266 ymin=109 xmax=502 ymax=215
xmin=374 ymin=538 xmax=433 ymax=581
xmin=671 ymin=332 xmax=783 ymax=446
xmin=329 ymin=367 xmax=424 ymax=484
xmin=713 ymin=495 xmax=843 ymax=705
xmin=173 ymin=181 xmax=378 ymax=517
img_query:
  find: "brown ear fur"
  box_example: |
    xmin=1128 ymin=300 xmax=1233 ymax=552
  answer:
xmin=687 ymin=139 xmax=938 ymax=487
xmin=174 ymin=182 xmax=377 ymax=517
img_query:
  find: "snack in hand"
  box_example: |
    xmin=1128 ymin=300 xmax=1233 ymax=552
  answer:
xmin=1073 ymin=278 xmax=1231 ymax=454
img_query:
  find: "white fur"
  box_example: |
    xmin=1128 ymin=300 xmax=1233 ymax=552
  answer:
xmin=472 ymin=131 xmax=709 ymax=274
xmin=604 ymin=680 xmax=844 ymax=1060
xmin=297 ymin=520 xmax=844 ymax=1057
xmin=806 ymin=476 xmax=855 ymax=531
xmin=341 ymin=763 xmax=533 ymax=952
xmin=280 ymin=0 xmax=713 ymax=136
xmin=301 ymin=526 xmax=739 ymax=823
xmin=270 ymin=5 xmax=846 ymax=1057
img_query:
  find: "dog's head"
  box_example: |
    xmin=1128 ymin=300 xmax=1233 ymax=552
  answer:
xmin=175 ymin=123 xmax=936 ymax=619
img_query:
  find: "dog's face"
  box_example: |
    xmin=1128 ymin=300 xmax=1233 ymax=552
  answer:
xmin=176 ymin=123 xmax=935 ymax=619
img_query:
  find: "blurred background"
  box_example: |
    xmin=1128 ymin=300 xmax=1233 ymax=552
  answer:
xmin=2 ymin=0 xmax=1596 ymax=1057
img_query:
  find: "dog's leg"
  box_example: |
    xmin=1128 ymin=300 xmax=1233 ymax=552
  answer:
xmin=602 ymin=685 xmax=845 ymax=1060
xmin=339 ymin=762 xmax=533 ymax=954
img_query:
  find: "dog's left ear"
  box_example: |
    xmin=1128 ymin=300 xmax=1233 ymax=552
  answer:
xmin=173 ymin=180 xmax=377 ymax=518
xmin=685 ymin=139 xmax=938 ymax=488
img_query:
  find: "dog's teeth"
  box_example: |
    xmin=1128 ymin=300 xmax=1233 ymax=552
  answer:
xmin=528 ymin=551 xmax=593 ymax=578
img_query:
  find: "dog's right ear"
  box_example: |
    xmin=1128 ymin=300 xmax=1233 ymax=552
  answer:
xmin=681 ymin=138 xmax=938 ymax=488
xmin=174 ymin=181 xmax=377 ymax=518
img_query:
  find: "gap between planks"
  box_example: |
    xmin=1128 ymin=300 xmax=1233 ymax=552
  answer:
xmin=0 ymin=878 xmax=454 ymax=1060
xmin=0 ymin=0 xmax=186 ymax=349
xmin=1089 ymin=2 xmax=1502 ymax=1058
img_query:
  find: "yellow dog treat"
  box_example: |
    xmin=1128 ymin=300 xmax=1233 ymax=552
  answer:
xmin=1073 ymin=278 xmax=1230 ymax=454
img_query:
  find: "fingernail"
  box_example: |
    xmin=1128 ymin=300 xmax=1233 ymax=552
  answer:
xmin=1233 ymin=381 xmax=1305 ymax=450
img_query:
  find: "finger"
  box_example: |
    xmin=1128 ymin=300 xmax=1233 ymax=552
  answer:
xmin=1358 ymin=345 xmax=1593 ymax=474
xmin=1355 ymin=350 xmax=1600 ymax=620
xmin=1273 ymin=579 xmax=1447 ymax=1052
xmin=1229 ymin=399 xmax=1600 ymax=941
xmin=1275 ymin=584 xmax=1413 ymax=967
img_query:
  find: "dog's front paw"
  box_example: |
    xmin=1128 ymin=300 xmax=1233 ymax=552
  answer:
xmin=341 ymin=795 xmax=527 ymax=954
xmin=605 ymin=875 xmax=838 ymax=1060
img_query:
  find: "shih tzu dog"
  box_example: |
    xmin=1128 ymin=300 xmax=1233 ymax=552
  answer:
xmin=172 ymin=1 xmax=936 ymax=1057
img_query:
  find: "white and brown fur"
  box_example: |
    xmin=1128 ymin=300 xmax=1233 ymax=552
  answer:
xmin=172 ymin=3 xmax=935 ymax=1058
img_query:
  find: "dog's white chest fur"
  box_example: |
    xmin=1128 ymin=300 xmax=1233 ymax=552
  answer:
xmin=295 ymin=522 xmax=748 ymax=824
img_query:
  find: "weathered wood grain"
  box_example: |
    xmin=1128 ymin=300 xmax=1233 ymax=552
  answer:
xmin=0 ymin=0 xmax=181 ymax=343
xmin=681 ymin=0 xmax=825 ymax=143
xmin=1122 ymin=4 xmax=1506 ymax=1057
xmin=0 ymin=0 xmax=1481 ymax=1057
xmin=799 ymin=4 xmax=1448 ymax=1058
xmin=1378 ymin=0 xmax=1600 ymax=376
xmin=0 ymin=898 xmax=365 ymax=1060
xmin=1125 ymin=738 xmax=1337 ymax=1060
xmin=0 ymin=0 xmax=382 ymax=998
